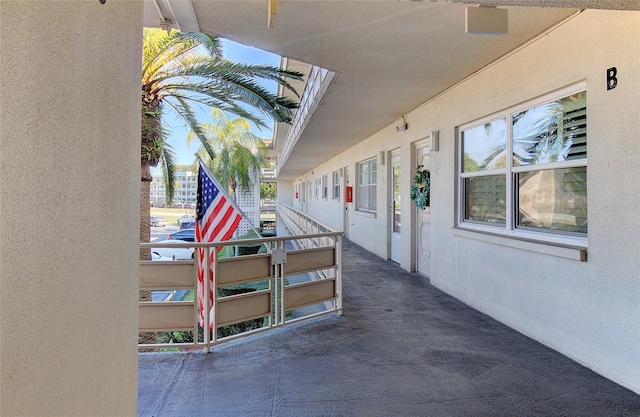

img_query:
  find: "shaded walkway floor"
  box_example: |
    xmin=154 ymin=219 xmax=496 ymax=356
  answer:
xmin=139 ymin=240 xmax=640 ymax=417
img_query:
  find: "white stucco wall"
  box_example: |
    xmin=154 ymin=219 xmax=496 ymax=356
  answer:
xmin=0 ymin=2 xmax=142 ymax=416
xmin=294 ymin=10 xmax=640 ymax=393
xmin=277 ymin=180 xmax=294 ymax=206
xmin=428 ymin=10 xmax=640 ymax=394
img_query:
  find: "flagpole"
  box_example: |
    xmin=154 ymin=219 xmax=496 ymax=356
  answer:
xmin=195 ymin=155 xmax=265 ymax=240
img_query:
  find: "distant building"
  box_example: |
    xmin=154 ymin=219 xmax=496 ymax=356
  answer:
xmin=150 ymin=171 xmax=197 ymax=208
xmin=150 ymin=163 xmax=277 ymax=233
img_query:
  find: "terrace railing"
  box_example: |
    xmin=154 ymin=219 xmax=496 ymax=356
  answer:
xmin=276 ymin=202 xmax=341 ymax=279
xmin=139 ymin=212 xmax=343 ymax=351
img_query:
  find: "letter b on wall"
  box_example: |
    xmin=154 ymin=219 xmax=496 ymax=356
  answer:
xmin=607 ymin=67 xmax=618 ymax=91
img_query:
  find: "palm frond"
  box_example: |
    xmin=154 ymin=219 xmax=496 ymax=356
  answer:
xmin=217 ymin=61 xmax=303 ymax=97
xmin=144 ymin=31 xmax=217 ymax=90
xmin=143 ymin=31 xmax=197 ymax=83
xmin=165 ymin=96 xmax=217 ymax=160
xmin=166 ymin=91 xmax=267 ymax=129
xmin=159 ymin=142 xmax=177 ymax=206
xmin=205 ymin=75 xmax=294 ymax=122
xmin=193 ymin=111 xmax=269 ymax=194
xmin=177 ymin=32 xmax=223 ymax=60
xmin=185 ymin=62 xmax=299 ymax=120
xmin=231 ymin=143 xmax=266 ymax=191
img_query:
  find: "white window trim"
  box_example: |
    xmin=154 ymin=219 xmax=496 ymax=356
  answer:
xmin=451 ymin=227 xmax=586 ymax=261
xmin=322 ymin=174 xmax=329 ymax=199
xmin=332 ymin=170 xmax=341 ymax=200
xmin=357 ymin=157 xmax=377 ymax=213
xmin=456 ymin=82 xmax=588 ymax=248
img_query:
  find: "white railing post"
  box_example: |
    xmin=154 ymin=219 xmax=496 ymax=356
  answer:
xmin=193 ymin=246 xmax=200 ymax=350
xmin=272 ymin=240 xmax=279 ymax=327
xmin=203 ymin=245 xmax=211 ymax=352
xmin=336 ymin=235 xmax=344 ymax=315
xmin=212 ymin=244 xmax=219 ymax=347
xmin=280 ymin=241 xmax=287 ymax=324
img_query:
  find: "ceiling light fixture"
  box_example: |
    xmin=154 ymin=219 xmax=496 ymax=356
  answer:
xmin=396 ymin=116 xmax=408 ymax=132
xmin=465 ymin=5 xmax=508 ymax=35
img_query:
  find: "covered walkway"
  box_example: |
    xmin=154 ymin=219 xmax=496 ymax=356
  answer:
xmin=139 ymin=240 xmax=639 ymax=416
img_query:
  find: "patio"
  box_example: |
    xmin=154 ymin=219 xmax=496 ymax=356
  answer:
xmin=138 ymin=240 xmax=640 ymax=416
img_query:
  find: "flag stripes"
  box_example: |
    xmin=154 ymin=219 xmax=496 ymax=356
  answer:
xmin=195 ymin=161 xmax=243 ymax=329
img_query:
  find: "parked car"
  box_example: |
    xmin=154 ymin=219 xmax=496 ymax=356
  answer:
xmin=179 ymin=221 xmax=196 ymax=230
xmin=150 ymin=216 xmax=168 ymax=227
xmin=177 ymin=214 xmax=195 ymax=225
xmin=151 ymin=240 xmax=194 ymax=260
xmin=167 ymin=229 xmax=195 ymax=242
xmin=151 ymin=252 xmax=173 ymax=261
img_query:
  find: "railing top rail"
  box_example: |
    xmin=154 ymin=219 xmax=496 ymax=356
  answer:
xmin=140 ymin=231 xmax=343 ymax=249
xmin=276 ymin=201 xmax=340 ymax=234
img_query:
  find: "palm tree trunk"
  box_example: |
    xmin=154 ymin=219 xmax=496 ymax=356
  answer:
xmin=139 ymin=159 xmax=156 ymax=345
xmin=140 ymin=99 xmax=163 ymax=346
xmin=140 ymin=160 xmax=152 ymax=259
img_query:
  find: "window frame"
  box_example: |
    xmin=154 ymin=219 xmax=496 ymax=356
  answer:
xmin=357 ymin=157 xmax=377 ymax=213
xmin=457 ymin=83 xmax=588 ymax=247
xmin=332 ymin=170 xmax=341 ymax=200
xmin=322 ymin=174 xmax=329 ymax=199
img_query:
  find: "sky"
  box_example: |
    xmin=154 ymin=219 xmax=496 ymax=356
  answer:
xmin=153 ymin=39 xmax=281 ymax=173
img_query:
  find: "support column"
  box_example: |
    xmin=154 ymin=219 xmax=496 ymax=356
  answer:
xmin=0 ymin=2 xmax=142 ymax=415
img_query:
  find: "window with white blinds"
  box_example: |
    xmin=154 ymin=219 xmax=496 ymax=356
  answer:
xmin=459 ymin=86 xmax=587 ymax=242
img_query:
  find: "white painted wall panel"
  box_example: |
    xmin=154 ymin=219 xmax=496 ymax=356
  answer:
xmin=0 ymin=2 xmax=142 ymax=415
xmin=290 ymin=10 xmax=640 ymax=393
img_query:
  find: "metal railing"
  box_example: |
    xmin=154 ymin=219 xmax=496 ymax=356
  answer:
xmin=277 ymin=201 xmax=337 ymax=250
xmin=139 ymin=213 xmax=343 ymax=351
xmin=261 ymin=167 xmax=276 ymax=180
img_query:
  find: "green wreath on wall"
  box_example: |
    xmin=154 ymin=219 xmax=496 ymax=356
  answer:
xmin=410 ymin=165 xmax=430 ymax=210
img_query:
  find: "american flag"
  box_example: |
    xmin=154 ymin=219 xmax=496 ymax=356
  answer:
xmin=195 ymin=161 xmax=242 ymax=329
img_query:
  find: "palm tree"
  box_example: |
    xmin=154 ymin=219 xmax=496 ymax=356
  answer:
xmin=138 ymin=29 xmax=300 ymax=345
xmin=140 ymin=28 xmax=302 ymax=250
xmin=189 ymin=109 xmax=268 ymax=199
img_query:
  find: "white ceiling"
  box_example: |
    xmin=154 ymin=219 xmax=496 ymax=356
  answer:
xmin=144 ymin=1 xmax=639 ymax=179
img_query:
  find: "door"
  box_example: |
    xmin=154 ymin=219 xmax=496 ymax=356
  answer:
xmin=416 ymin=145 xmax=431 ymax=276
xmin=390 ymin=152 xmax=401 ymax=263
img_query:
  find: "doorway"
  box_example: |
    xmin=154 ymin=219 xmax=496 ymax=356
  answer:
xmin=390 ymin=152 xmax=401 ymax=263
xmin=415 ymin=144 xmax=431 ymax=276
xmin=300 ymin=181 xmax=307 ymax=213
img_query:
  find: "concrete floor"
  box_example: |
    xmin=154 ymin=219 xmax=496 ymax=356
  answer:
xmin=138 ymin=240 xmax=640 ymax=417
